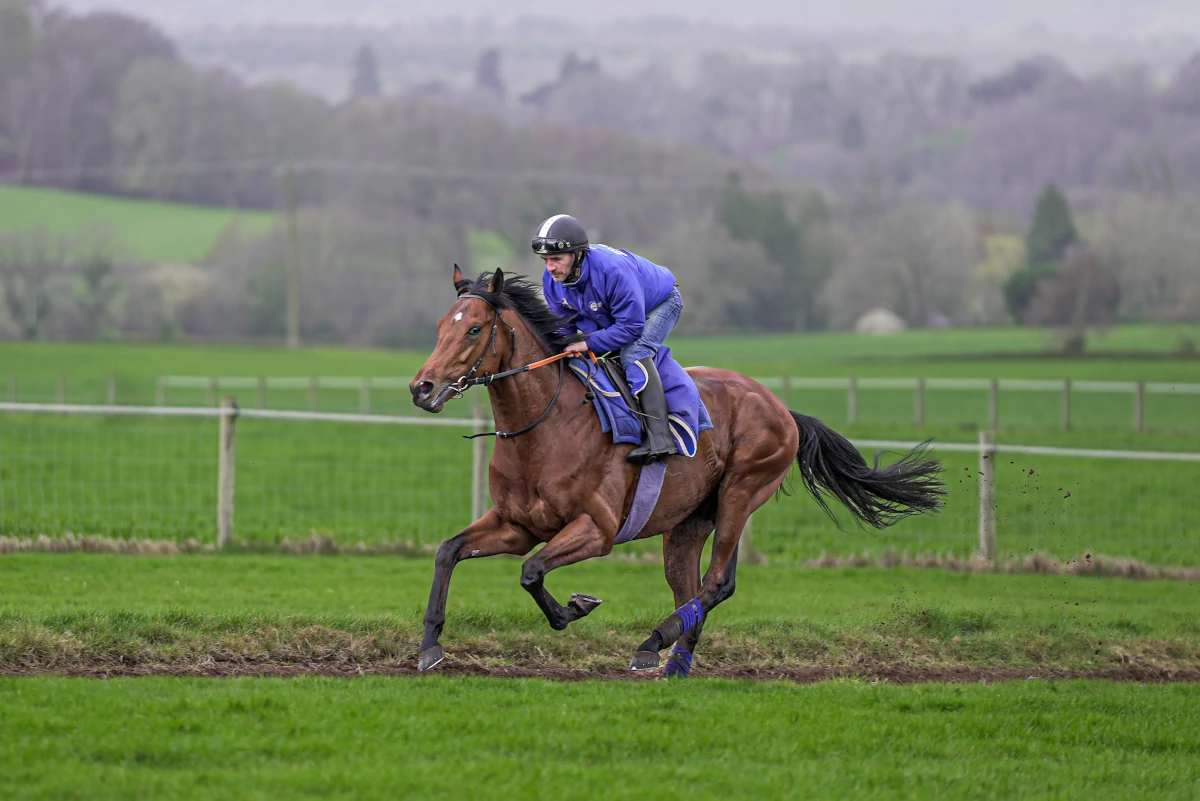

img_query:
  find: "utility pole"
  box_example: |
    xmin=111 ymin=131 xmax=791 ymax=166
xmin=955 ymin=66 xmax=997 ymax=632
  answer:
xmin=282 ymin=164 xmax=301 ymax=349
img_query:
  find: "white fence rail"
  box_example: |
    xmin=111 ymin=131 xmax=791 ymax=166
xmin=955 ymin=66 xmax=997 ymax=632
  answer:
xmin=6 ymin=374 xmax=1199 ymax=431
xmin=2 ymin=400 xmax=1198 ymax=564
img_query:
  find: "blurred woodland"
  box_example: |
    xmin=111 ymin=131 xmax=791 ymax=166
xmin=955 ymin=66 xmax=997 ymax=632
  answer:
xmin=2 ymin=0 xmax=1199 ymax=346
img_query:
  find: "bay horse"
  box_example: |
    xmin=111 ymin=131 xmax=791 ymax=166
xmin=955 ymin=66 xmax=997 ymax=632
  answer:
xmin=409 ymin=268 xmax=944 ymax=676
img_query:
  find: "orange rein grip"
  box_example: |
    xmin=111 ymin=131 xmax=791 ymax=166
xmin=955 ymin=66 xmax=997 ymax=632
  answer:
xmin=525 ymin=349 xmax=597 ymax=372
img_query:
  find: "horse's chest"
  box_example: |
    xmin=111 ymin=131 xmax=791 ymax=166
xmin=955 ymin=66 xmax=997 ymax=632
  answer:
xmin=494 ymin=478 xmax=572 ymax=537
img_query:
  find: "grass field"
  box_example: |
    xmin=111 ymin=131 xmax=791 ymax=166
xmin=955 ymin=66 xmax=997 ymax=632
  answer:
xmin=4 ymin=554 xmax=1199 ymax=673
xmin=0 ymin=184 xmax=277 ymax=263
xmin=2 ymin=676 xmax=1198 ymax=800
xmin=5 ymin=552 xmax=1200 ymax=799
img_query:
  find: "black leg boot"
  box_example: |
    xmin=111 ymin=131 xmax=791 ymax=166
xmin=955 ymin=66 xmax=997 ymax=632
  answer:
xmin=626 ymin=357 xmax=679 ymax=464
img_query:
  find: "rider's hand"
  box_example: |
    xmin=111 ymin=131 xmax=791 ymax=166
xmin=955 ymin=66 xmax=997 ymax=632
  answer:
xmin=564 ymin=341 xmax=589 ymax=354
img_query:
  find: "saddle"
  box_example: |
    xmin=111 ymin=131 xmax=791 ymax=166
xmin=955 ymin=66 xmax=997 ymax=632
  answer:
xmin=593 ymin=356 xmax=646 ymax=430
xmin=567 ymin=350 xmax=712 ymax=458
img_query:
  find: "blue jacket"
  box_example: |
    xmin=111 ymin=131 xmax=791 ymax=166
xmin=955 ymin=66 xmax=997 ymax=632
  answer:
xmin=542 ymin=244 xmax=677 ymax=354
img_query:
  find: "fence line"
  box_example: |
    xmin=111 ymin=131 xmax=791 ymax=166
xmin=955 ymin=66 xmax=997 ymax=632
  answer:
xmin=3 ymin=400 xmax=1198 ymax=563
xmin=5 ymin=374 xmax=1197 ymax=431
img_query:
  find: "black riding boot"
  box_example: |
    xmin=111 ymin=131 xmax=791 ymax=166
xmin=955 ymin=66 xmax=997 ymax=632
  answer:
xmin=626 ymin=357 xmax=679 ymax=464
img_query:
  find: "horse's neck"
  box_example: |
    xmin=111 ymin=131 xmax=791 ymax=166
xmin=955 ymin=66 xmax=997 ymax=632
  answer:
xmin=486 ymin=324 xmax=583 ymax=445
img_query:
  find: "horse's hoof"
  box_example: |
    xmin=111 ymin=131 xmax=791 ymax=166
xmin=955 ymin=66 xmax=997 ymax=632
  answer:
xmin=628 ymin=650 xmax=661 ymax=672
xmin=569 ymin=593 xmax=603 ymax=616
xmin=417 ymin=646 xmax=445 ymax=672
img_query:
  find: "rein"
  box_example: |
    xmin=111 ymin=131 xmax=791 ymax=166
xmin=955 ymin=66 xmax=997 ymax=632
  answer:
xmin=448 ymin=293 xmax=592 ymax=441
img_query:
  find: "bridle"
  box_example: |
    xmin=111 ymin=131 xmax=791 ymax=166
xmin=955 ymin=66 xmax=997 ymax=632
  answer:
xmin=445 ymin=293 xmax=576 ymax=441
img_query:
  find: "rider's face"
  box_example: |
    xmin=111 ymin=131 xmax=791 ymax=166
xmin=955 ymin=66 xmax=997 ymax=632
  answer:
xmin=542 ymin=254 xmax=573 ymax=282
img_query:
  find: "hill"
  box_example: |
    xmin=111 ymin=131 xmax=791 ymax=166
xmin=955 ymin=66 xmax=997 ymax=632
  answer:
xmin=0 ymin=184 xmax=277 ymax=264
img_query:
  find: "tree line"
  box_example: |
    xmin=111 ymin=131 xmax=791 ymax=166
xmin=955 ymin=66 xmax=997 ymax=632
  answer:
xmin=1 ymin=0 xmax=1198 ymax=347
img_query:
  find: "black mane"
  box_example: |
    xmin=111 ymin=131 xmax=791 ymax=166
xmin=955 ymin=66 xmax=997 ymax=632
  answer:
xmin=458 ymin=271 xmax=576 ymax=353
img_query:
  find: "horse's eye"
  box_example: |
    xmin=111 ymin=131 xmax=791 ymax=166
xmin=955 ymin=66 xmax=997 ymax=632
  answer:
xmin=468 ymin=325 xmax=483 ymax=336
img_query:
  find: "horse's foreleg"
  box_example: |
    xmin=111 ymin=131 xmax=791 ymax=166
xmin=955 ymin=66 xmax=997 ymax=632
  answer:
xmin=519 ymin=514 xmax=611 ymax=631
xmin=419 ymin=510 xmax=538 ymax=672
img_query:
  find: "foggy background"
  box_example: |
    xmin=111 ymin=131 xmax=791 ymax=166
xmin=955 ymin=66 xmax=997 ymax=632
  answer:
xmin=3 ymin=0 xmax=1200 ymax=347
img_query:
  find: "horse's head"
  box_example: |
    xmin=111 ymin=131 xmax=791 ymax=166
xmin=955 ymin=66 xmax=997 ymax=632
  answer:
xmin=410 ymin=265 xmax=512 ymax=413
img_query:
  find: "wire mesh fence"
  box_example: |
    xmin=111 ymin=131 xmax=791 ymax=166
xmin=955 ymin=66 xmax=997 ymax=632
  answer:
xmin=2 ymin=401 xmax=1198 ymax=564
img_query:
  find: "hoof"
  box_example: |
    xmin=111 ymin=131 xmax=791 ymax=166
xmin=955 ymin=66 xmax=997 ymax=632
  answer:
xmin=628 ymin=650 xmax=661 ymax=672
xmin=417 ymin=645 xmax=445 ymax=672
xmin=569 ymin=593 xmax=603 ymax=616
xmin=663 ymin=646 xmax=693 ymax=678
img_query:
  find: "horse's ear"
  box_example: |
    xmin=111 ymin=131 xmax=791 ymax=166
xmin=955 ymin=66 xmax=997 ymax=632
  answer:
xmin=487 ymin=268 xmax=505 ymax=294
xmin=452 ymin=264 xmax=470 ymax=297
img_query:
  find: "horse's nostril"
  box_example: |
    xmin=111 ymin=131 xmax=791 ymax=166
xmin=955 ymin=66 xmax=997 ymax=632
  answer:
xmin=415 ymin=381 xmax=434 ymax=398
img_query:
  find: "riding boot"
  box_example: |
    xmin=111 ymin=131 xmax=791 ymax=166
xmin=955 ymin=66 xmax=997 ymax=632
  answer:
xmin=626 ymin=357 xmax=679 ymax=464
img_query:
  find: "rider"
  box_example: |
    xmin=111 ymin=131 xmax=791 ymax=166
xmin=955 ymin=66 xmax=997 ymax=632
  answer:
xmin=534 ymin=214 xmax=683 ymax=464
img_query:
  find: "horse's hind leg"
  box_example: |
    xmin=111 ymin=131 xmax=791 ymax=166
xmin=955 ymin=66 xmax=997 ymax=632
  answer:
xmin=631 ymin=457 xmax=789 ymax=668
xmin=519 ymin=514 xmax=612 ymax=631
xmin=654 ymin=516 xmax=712 ymax=677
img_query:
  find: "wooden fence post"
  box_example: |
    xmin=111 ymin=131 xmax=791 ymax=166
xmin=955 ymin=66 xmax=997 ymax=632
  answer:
xmin=308 ymin=376 xmax=318 ymax=412
xmin=256 ymin=377 xmax=267 ymax=410
xmin=1134 ymin=380 xmax=1144 ymax=433
xmin=360 ymin=377 xmax=372 ymax=415
xmin=915 ymin=377 xmax=925 ymax=427
xmin=979 ymin=430 xmax=997 ymax=561
xmin=471 ymin=401 xmax=489 ymax=522
xmin=107 ymin=374 xmax=117 ymax=406
xmin=156 ymin=377 xmax=166 ymax=407
xmin=207 ymin=377 xmax=218 ymax=407
xmin=217 ymin=396 xmax=238 ymax=549
xmin=988 ymin=378 xmax=999 ymax=431
xmin=1061 ymin=379 xmax=1072 ymax=431
xmin=847 ymin=376 xmax=858 ymax=424
xmin=780 ymin=375 xmax=791 ymax=409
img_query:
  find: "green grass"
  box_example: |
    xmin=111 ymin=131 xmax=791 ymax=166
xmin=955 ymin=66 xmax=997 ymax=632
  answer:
xmin=2 ymin=676 xmax=1198 ymax=800
xmin=0 ymin=184 xmax=276 ymax=263
xmin=2 ymin=555 xmax=1198 ymax=674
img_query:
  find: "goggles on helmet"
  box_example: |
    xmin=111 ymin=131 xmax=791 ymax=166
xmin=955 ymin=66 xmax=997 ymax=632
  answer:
xmin=532 ymin=237 xmax=575 ymax=255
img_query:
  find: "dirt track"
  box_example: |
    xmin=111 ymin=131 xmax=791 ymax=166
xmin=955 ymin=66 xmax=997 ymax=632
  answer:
xmin=6 ymin=662 xmax=1200 ymax=684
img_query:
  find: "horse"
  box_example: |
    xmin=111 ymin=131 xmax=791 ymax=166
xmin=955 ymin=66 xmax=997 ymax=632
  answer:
xmin=409 ymin=267 xmax=944 ymax=676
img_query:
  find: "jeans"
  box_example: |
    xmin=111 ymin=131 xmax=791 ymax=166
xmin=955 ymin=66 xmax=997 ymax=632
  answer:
xmin=620 ymin=288 xmax=683 ymax=388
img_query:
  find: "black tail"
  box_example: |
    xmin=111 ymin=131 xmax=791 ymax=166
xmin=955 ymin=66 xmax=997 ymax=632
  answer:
xmin=790 ymin=412 xmax=945 ymax=529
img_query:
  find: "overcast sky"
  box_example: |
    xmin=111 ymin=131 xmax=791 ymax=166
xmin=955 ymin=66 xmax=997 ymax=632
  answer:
xmin=53 ymin=0 xmax=1200 ymax=39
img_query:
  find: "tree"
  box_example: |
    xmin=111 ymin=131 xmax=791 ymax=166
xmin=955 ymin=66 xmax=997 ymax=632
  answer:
xmin=1025 ymin=182 xmax=1078 ymax=265
xmin=824 ymin=203 xmax=977 ymax=330
xmin=0 ymin=229 xmax=66 ymax=340
xmin=74 ymin=250 xmax=120 ymax=338
xmin=349 ymin=44 xmax=382 ymax=100
xmin=1005 ymin=182 xmax=1079 ymax=322
xmin=1026 ymin=244 xmax=1120 ymax=353
xmin=0 ymin=0 xmax=38 ymax=85
xmin=474 ymin=48 xmax=504 ymax=96
xmin=838 ymin=110 xmax=865 ymax=151
xmin=716 ymin=172 xmax=836 ymax=331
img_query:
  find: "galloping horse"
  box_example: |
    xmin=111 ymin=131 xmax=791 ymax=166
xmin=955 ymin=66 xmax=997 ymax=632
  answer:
xmin=409 ymin=268 xmax=944 ymax=675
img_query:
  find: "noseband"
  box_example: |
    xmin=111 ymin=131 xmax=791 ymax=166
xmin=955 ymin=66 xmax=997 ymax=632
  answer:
xmin=448 ymin=293 xmax=567 ymax=440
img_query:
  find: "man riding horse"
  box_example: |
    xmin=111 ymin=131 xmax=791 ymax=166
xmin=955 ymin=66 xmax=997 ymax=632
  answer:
xmin=535 ymin=214 xmax=682 ymax=464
